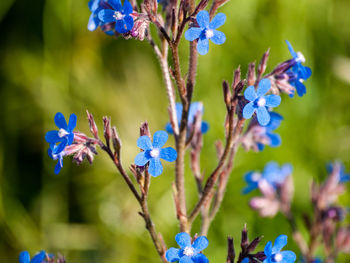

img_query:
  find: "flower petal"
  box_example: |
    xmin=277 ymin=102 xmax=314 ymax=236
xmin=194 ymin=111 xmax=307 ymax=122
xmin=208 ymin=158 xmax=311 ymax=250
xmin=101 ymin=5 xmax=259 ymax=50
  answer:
xmin=209 ymin=13 xmax=226 ymax=29
xmin=67 ymin=133 xmax=74 ymax=145
xmin=279 ymin=250 xmax=296 ymax=263
xmin=285 ymin=40 xmax=297 ymax=58
xmin=152 ymin=131 xmax=168 ymax=148
xmin=98 ymin=9 xmax=116 ymax=23
xmin=134 ymin=152 xmax=150 ymax=166
xmin=123 ymin=0 xmax=133 ymax=15
xmin=192 ymin=253 xmax=209 ymax=263
xmin=45 ymin=130 xmax=60 ymax=143
xmin=257 ymin=78 xmax=271 ymax=97
xmin=256 ymin=106 xmax=270 ymax=126
xmin=272 ymin=235 xmax=288 ymax=254
xmin=19 ymin=251 xmax=30 ymax=263
xmin=295 ymin=80 xmax=306 ymax=97
xmin=148 ymin=158 xmax=163 ymax=177
xmin=54 ymin=112 xmax=68 ymax=129
xmin=166 ymin=248 xmax=181 ymax=262
xmin=244 ymin=86 xmax=257 ymax=101
xmin=160 ymin=147 xmax=177 ymax=162
xmin=266 ymin=112 xmax=283 ymax=130
xmin=242 ymin=101 xmax=256 ymax=119
xmin=267 ymin=132 xmax=281 ymax=147
xmin=110 ymin=0 xmax=122 ymax=10
xmin=264 ymin=241 xmax=273 ymax=257
xmin=137 ymin=135 xmax=152 ymax=150
xmin=53 ymin=140 xmax=67 ymax=154
xmin=68 ymin=113 xmax=77 ymax=132
xmin=197 ymin=38 xmax=209 ymax=55
xmin=201 ymin=122 xmax=209 ymax=133
xmin=185 ymin=27 xmax=203 ymax=41
xmin=175 ymin=232 xmax=192 ymax=248
xmin=196 ymin=10 xmax=210 ymax=28
xmin=179 ymin=256 xmax=193 ymax=263
xmin=30 ymin=251 xmax=46 ymax=263
xmin=165 ymin=122 xmax=174 ymax=134
xmin=88 ymin=13 xmax=99 ymax=31
xmin=265 ymin=95 xmax=281 ymax=108
xmin=210 ymin=30 xmax=226 ymax=45
xmin=115 ymin=16 xmax=133 ymax=33
xmin=192 ymin=236 xmax=208 ymax=252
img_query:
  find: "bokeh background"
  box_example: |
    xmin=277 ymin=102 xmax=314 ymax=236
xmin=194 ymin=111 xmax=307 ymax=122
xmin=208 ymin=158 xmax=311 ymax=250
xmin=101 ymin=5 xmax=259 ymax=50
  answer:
xmin=1 ymin=0 xmax=350 ymax=262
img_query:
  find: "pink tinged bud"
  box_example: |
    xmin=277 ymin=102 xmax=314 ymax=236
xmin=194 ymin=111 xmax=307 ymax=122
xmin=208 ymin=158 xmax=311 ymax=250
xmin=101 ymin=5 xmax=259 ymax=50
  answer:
xmin=250 ymin=197 xmax=280 ymax=217
xmin=258 ymin=179 xmax=276 ymax=198
xmin=336 ymin=227 xmax=350 ymax=253
xmin=86 ymin=110 xmax=99 ymax=138
xmin=280 ymin=175 xmax=294 ymax=213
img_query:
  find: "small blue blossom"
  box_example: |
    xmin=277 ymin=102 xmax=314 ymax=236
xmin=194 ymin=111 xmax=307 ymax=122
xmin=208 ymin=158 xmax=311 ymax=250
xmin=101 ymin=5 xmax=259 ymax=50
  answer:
xmin=98 ymin=0 xmax=134 ymax=34
xmin=263 ymin=235 xmax=296 ymax=263
xmin=134 ymin=131 xmax=177 ymax=177
xmin=327 ymin=162 xmax=350 ymax=183
xmin=45 ymin=112 xmax=77 ymax=154
xmin=257 ymin=112 xmax=283 ymax=151
xmin=88 ymin=0 xmax=104 ymax=31
xmin=165 ymin=102 xmax=209 ymax=135
xmin=286 ymin=40 xmax=312 ymax=97
xmin=19 ymin=251 xmax=50 ymax=263
xmin=185 ymin=10 xmax=226 ymax=55
xmin=243 ymin=79 xmax=281 ymax=126
xmin=243 ymin=162 xmax=292 ymax=194
xmin=242 ymin=258 xmax=250 ymax=263
xmin=166 ymin=232 xmax=209 ymax=263
xmin=48 ymin=145 xmax=66 ymax=175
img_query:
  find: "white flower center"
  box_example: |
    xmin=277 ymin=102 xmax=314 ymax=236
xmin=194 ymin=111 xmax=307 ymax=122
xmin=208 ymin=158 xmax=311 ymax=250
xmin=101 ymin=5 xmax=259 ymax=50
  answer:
xmin=274 ymin=253 xmax=283 ymax=262
xmin=58 ymin=128 xmax=69 ymax=138
xmin=183 ymin=246 xmax=195 ymax=257
xmin=205 ymin=29 xmax=214 ymax=39
xmin=257 ymin=97 xmax=266 ymax=107
xmin=296 ymin=52 xmax=306 ymax=63
xmin=114 ymin=11 xmax=125 ymax=20
xmin=251 ymin=173 xmax=261 ymax=182
xmin=150 ymin=149 xmax=160 ymax=158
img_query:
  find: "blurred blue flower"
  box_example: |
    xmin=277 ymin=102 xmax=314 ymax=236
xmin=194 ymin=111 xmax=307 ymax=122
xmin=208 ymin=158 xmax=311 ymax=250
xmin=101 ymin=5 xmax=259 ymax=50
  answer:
xmin=263 ymin=235 xmax=296 ymax=263
xmin=185 ymin=10 xmax=226 ymax=55
xmin=327 ymin=162 xmax=350 ymax=183
xmin=242 ymin=257 xmax=250 ymax=263
xmin=243 ymin=162 xmax=292 ymax=194
xmin=243 ymin=79 xmax=281 ymax=126
xmin=286 ymin=40 xmax=312 ymax=97
xmin=19 ymin=251 xmax=49 ymax=263
xmin=88 ymin=0 xmax=104 ymax=31
xmin=134 ymin=131 xmax=177 ymax=177
xmin=45 ymin=112 xmax=76 ymax=154
xmin=165 ymin=102 xmax=209 ymax=135
xmin=257 ymin=112 xmax=283 ymax=151
xmin=98 ymin=0 xmax=134 ymax=34
xmin=48 ymin=145 xmax=66 ymax=175
xmin=166 ymin=232 xmax=209 ymax=263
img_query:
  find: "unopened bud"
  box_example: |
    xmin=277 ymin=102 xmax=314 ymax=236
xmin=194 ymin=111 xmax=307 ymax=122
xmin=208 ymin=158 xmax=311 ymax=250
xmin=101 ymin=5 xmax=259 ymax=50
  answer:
xmin=86 ymin=110 xmax=99 ymax=139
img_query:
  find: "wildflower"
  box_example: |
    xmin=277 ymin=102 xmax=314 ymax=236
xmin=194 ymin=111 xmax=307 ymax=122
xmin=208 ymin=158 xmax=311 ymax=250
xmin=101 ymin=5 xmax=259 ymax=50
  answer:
xmin=45 ymin=112 xmax=77 ymax=154
xmin=88 ymin=0 xmax=104 ymax=31
xmin=263 ymin=235 xmax=296 ymax=263
xmin=327 ymin=162 xmax=350 ymax=183
xmin=256 ymin=112 xmax=283 ymax=151
xmin=286 ymin=40 xmax=312 ymax=97
xmin=165 ymin=232 xmax=209 ymax=263
xmin=185 ymin=10 xmax=226 ymax=55
xmin=19 ymin=251 xmax=51 ymax=263
xmin=98 ymin=0 xmax=134 ymax=34
xmin=165 ymin=102 xmax=209 ymax=135
xmin=134 ymin=131 xmax=177 ymax=177
xmin=243 ymin=79 xmax=281 ymax=126
xmin=48 ymin=145 xmax=66 ymax=175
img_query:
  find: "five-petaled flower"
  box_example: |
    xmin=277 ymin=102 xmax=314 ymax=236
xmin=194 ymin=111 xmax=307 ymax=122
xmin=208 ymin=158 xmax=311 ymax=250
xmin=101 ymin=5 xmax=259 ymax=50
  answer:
xmin=45 ymin=112 xmax=77 ymax=154
xmin=242 ymin=79 xmax=281 ymax=126
xmin=166 ymin=102 xmax=209 ymax=135
xmin=243 ymin=162 xmax=292 ymax=194
xmin=185 ymin=10 xmax=226 ymax=55
xmin=134 ymin=131 xmax=177 ymax=177
xmin=19 ymin=250 xmax=51 ymax=263
xmin=286 ymin=40 xmax=312 ymax=97
xmin=257 ymin=112 xmax=283 ymax=151
xmin=98 ymin=0 xmax=134 ymax=34
xmin=165 ymin=232 xmax=209 ymax=263
xmin=263 ymin=235 xmax=296 ymax=263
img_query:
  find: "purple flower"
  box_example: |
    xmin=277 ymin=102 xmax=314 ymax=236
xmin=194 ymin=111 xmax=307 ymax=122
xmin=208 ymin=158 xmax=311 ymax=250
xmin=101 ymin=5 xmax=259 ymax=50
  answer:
xmin=286 ymin=40 xmax=312 ymax=97
xmin=134 ymin=131 xmax=177 ymax=177
xmin=166 ymin=232 xmax=209 ymax=263
xmin=165 ymin=102 xmax=209 ymax=134
xmin=185 ymin=10 xmax=226 ymax=55
xmin=263 ymin=235 xmax=296 ymax=263
xmin=19 ymin=251 xmax=50 ymax=263
xmin=98 ymin=0 xmax=134 ymax=34
xmin=243 ymin=79 xmax=281 ymax=126
xmin=45 ymin=112 xmax=77 ymax=154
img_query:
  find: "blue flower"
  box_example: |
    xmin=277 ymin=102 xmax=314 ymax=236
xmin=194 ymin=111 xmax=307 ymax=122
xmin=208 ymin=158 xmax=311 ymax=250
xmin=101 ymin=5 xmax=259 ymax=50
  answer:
xmin=242 ymin=258 xmax=250 ymax=263
xmin=45 ymin=112 xmax=77 ymax=154
xmin=185 ymin=10 xmax=226 ymax=55
xmin=165 ymin=102 xmax=209 ymax=135
xmin=243 ymin=162 xmax=292 ymax=194
xmin=327 ymin=162 xmax=350 ymax=183
xmin=88 ymin=0 xmax=104 ymax=31
xmin=243 ymin=79 xmax=281 ymax=126
xmin=134 ymin=131 xmax=177 ymax=177
xmin=257 ymin=112 xmax=283 ymax=151
xmin=98 ymin=0 xmax=134 ymax=34
xmin=263 ymin=235 xmax=296 ymax=263
xmin=48 ymin=145 xmax=66 ymax=175
xmin=286 ymin=40 xmax=312 ymax=97
xmin=166 ymin=232 xmax=209 ymax=263
xmin=19 ymin=251 xmax=49 ymax=263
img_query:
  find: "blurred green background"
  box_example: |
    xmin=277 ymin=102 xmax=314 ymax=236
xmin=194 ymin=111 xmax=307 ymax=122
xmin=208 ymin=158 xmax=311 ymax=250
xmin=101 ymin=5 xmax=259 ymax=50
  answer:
xmin=1 ymin=0 xmax=350 ymax=262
